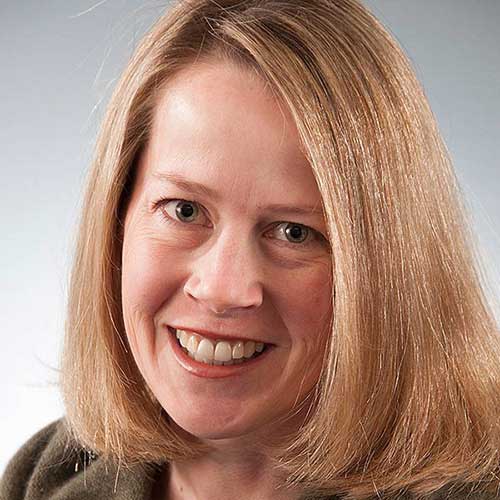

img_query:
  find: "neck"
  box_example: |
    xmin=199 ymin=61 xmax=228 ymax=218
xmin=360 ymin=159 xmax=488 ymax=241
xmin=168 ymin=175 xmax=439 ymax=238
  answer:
xmin=153 ymin=395 xmax=317 ymax=500
xmin=164 ymin=449 xmax=302 ymax=500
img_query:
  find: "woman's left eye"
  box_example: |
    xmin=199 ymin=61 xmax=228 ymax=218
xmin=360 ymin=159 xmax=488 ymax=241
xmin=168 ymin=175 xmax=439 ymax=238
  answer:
xmin=155 ymin=198 xmax=326 ymax=248
xmin=269 ymin=222 xmax=320 ymax=248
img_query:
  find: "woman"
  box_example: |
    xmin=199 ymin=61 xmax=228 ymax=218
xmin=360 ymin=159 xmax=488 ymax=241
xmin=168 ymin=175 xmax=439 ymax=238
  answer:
xmin=2 ymin=0 xmax=499 ymax=499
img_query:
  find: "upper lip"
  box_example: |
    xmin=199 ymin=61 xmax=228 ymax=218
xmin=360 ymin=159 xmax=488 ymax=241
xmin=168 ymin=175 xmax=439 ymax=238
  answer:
xmin=168 ymin=325 xmax=273 ymax=345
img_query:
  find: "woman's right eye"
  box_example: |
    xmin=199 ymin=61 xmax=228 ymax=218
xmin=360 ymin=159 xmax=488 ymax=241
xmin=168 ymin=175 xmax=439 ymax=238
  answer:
xmin=158 ymin=199 xmax=208 ymax=226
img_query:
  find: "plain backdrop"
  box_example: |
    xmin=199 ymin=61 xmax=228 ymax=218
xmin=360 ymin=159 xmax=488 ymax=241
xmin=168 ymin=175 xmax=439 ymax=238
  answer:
xmin=1 ymin=0 xmax=499 ymax=474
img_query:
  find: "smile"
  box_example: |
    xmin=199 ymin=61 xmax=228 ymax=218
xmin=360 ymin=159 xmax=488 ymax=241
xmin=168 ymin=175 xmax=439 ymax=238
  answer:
xmin=172 ymin=327 xmax=267 ymax=365
xmin=167 ymin=326 xmax=274 ymax=379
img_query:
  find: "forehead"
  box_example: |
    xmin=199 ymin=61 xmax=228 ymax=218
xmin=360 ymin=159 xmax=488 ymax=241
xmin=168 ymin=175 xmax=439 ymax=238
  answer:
xmin=135 ymin=59 xmax=322 ymax=211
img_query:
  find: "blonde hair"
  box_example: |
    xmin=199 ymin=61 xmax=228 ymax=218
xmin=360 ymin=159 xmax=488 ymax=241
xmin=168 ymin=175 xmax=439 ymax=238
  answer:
xmin=61 ymin=0 xmax=500 ymax=498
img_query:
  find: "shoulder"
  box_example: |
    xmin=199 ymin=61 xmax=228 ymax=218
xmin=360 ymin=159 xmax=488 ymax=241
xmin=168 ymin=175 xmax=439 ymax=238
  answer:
xmin=0 ymin=419 xmax=64 ymax=499
xmin=0 ymin=418 xmax=160 ymax=500
xmin=428 ymin=482 xmax=500 ymax=500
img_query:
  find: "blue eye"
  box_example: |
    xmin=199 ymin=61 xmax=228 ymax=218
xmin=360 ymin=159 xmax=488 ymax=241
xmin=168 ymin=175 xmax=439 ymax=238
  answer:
xmin=173 ymin=200 xmax=198 ymax=222
xmin=273 ymin=222 xmax=311 ymax=245
xmin=160 ymin=199 xmax=207 ymax=225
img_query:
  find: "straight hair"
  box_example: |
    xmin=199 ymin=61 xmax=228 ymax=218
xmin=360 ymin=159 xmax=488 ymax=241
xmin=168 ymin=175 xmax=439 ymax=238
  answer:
xmin=60 ymin=1 xmax=500 ymax=498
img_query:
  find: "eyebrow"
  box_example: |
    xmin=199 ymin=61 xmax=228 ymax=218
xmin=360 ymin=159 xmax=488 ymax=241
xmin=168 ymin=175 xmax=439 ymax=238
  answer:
xmin=152 ymin=171 xmax=325 ymax=216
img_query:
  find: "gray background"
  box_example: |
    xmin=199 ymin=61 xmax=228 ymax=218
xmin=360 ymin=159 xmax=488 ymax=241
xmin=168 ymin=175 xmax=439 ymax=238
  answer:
xmin=1 ymin=1 xmax=498 ymax=473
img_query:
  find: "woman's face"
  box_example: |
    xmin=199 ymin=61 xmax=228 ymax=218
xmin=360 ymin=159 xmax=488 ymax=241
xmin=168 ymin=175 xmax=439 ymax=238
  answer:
xmin=122 ymin=59 xmax=333 ymax=442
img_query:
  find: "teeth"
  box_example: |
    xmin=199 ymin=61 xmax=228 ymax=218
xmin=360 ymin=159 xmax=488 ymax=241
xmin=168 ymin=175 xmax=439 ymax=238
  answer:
xmin=175 ymin=329 xmax=267 ymax=366
xmin=214 ymin=342 xmax=232 ymax=362
xmin=179 ymin=330 xmax=189 ymax=348
xmin=243 ymin=341 xmax=256 ymax=358
xmin=232 ymin=341 xmax=244 ymax=359
xmin=195 ymin=338 xmax=214 ymax=363
xmin=186 ymin=335 xmax=199 ymax=355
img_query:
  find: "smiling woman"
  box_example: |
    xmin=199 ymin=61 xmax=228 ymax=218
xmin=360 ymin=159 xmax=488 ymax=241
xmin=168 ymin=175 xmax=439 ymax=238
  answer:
xmin=1 ymin=1 xmax=500 ymax=500
xmin=120 ymin=60 xmax=333 ymax=453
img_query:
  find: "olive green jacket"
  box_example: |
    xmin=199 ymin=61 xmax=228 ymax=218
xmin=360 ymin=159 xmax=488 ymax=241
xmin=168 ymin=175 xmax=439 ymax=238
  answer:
xmin=1 ymin=419 xmax=499 ymax=500
xmin=0 ymin=419 xmax=160 ymax=500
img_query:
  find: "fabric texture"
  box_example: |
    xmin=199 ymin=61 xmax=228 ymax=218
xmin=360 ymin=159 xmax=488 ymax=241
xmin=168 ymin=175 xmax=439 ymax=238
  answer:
xmin=1 ymin=419 xmax=500 ymax=500
xmin=0 ymin=419 xmax=159 ymax=500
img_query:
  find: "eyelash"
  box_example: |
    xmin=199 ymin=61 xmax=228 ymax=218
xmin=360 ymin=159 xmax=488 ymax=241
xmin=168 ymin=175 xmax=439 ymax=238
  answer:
xmin=153 ymin=198 xmax=326 ymax=249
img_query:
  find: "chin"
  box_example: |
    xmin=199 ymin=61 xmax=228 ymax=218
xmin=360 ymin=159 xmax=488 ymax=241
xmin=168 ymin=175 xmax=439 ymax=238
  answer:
xmin=165 ymin=405 xmax=270 ymax=441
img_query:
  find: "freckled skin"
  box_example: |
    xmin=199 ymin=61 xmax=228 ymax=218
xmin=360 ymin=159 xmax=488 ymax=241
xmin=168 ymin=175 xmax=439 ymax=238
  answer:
xmin=121 ymin=59 xmax=333 ymax=498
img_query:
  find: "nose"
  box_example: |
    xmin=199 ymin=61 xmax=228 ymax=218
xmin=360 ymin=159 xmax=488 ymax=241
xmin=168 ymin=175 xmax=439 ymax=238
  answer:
xmin=183 ymin=230 xmax=264 ymax=316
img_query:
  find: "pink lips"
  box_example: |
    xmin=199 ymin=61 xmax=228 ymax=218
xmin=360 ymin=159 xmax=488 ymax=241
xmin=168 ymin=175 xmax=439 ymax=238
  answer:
xmin=167 ymin=326 xmax=274 ymax=379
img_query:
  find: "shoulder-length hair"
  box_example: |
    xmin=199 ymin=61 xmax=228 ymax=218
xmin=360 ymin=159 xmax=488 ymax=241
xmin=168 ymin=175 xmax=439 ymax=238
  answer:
xmin=60 ymin=0 xmax=500 ymax=498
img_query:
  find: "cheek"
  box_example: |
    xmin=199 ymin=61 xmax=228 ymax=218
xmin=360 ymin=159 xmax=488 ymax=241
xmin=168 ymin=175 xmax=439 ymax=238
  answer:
xmin=281 ymin=263 xmax=333 ymax=351
xmin=272 ymin=263 xmax=333 ymax=409
xmin=121 ymin=235 xmax=185 ymax=383
xmin=121 ymin=235 xmax=180 ymax=327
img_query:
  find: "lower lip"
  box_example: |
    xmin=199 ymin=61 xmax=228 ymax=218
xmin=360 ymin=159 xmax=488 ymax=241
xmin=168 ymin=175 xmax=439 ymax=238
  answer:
xmin=166 ymin=326 xmax=275 ymax=379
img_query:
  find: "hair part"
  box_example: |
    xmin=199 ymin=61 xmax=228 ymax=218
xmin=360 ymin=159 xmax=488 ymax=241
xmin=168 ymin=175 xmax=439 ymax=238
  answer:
xmin=61 ymin=1 xmax=500 ymax=498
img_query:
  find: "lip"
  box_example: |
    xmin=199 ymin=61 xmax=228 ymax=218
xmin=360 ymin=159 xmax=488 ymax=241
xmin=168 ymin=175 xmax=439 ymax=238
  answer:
xmin=168 ymin=324 xmax=273 ymax=345
xmin=167 ymin=326 xmax=275 ymax=379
